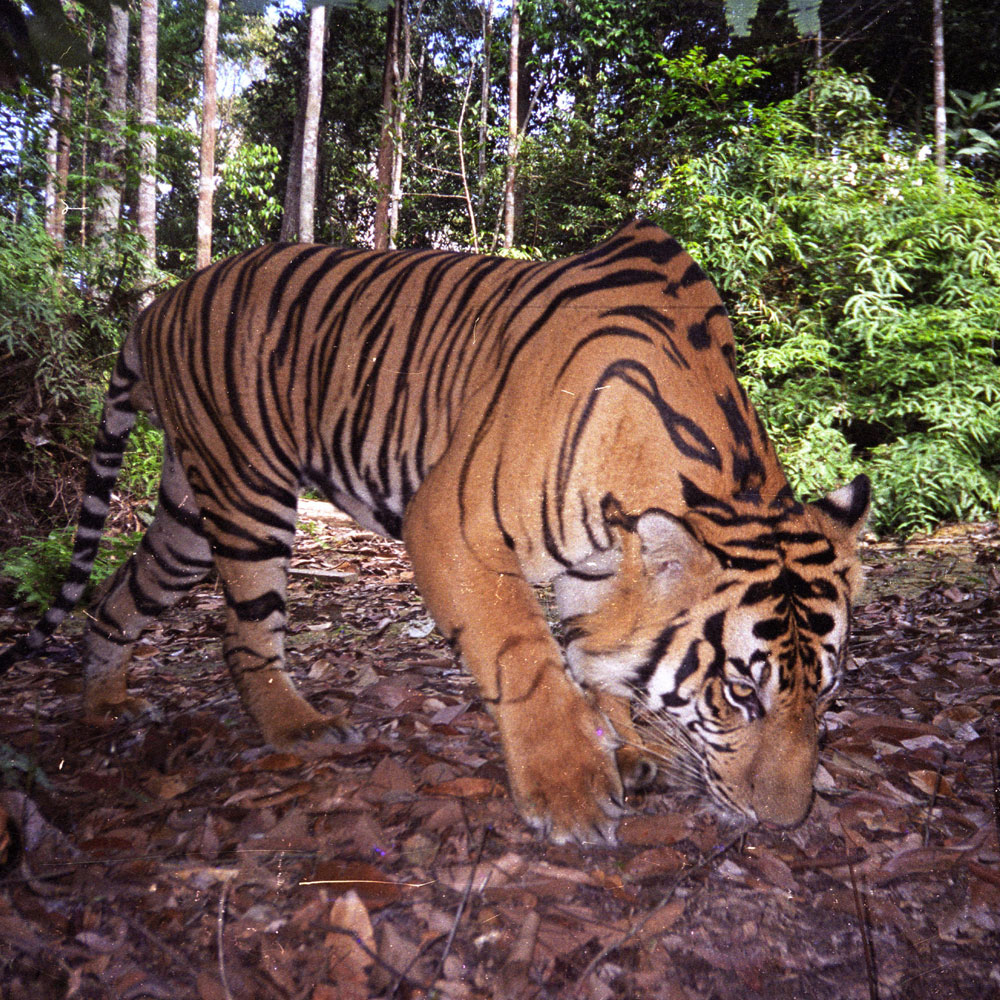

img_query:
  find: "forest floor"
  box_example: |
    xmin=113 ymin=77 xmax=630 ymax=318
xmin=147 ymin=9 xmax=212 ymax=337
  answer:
xmin=0 ymin=505 xmax=998 ymax=1000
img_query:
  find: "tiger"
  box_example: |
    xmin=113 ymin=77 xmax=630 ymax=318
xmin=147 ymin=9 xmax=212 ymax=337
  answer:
xmin=0 ymin=219 xmax=869 ymax=845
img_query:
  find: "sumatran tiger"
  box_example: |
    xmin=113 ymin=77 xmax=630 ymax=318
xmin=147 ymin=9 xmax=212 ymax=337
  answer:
xmin=0 ymin=220 xmax=869 ymax=844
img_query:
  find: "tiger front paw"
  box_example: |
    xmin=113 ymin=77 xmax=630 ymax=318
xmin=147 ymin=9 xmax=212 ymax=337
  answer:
xmin=502 ymin=694 xmax=625 ymax=846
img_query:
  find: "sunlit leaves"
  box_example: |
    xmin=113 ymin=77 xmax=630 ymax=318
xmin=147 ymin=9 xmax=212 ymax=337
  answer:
xmin=647 ymin=71 xmax=1000 ymax=535
xmin=725 ymin=0 xmax=820 ymax=38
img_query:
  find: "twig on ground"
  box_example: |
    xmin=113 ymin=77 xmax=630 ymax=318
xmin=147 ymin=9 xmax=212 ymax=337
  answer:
xmin=573 ymin=831 xmax=744 ymax=996
xmin=217 ymin=874 xmax=235 ymax=1000
xmin=432 ymin=825 xmax=490 ymax=987
xmin=847 ymin=856 xmax=879 ymax=1000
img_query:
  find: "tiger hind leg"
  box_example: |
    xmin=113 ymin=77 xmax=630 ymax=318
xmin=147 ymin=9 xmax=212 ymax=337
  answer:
xmin=199 ymin=499 xmax=350 ymax=748
xmin=84 ymin=450 xmax=214 ymax=722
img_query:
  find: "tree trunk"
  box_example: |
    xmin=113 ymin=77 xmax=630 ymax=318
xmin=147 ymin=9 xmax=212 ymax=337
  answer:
xmin=44 ymin=71 xmax=61 ymax=240
xmin=502 ymin=1 xmax=519 ymax=249
xmin=388 ymin=0 xmax=409 ymax=248
xmin=298 ymin=3 xmax=326 ymax=244
xmin=196 ymin=0 xmax=220 ymax=269
xmin=51 ymin=73 xmax=73 ymax=251
xmin=373 ymin=0 xmax=400 ymax=251
xmin=932 ymin=0 xmax=946 ymax=184
xmin=92 ymin=3 xmax=129 ymax=251
xmin=79 ymin=22 xmax=94 ymax=250
xmin=478 ymin=0 xmax=493 ymax=189
xmin=280 ymin=82 xmax=305 ymax=241
xmin=137 ymin=0 xmax=159 ymax=307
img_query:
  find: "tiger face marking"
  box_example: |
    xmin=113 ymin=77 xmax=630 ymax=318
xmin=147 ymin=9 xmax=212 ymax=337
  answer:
xmin=0 ymin=220 xmax=869 ymax=845
xmin=556 ymin=478 xmax=869 ymax=828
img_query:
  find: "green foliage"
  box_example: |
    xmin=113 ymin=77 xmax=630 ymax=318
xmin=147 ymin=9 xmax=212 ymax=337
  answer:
xmin=725 ymin=0 xmax=820 ymax=37
xmin=0 ymin=744 xmax=50 ymax=793
xmin=216 ymin=142 xmax=283 ymax=254
xmin=0 ymin=215 xmax=119 ymax=408
xmin=1 ymin=526 xmax=145 ymax=611
xmin=120 ymin=416 xmax=164 ymax=500
xmin=646 ymin=71 xmax=1000 ymax=535
xmin=947 ymin=87 xmax=1000 ymax=170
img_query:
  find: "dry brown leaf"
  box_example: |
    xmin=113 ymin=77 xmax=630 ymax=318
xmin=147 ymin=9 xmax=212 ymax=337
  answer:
xmin=326 ymin=890 xmax=375 ymax=1000
xmin=622 ymin=846 xmax=685 ymax=882
xmin=634 ymin=899 xmax=686 ymax=941
xmin=907 ymin=768 xmax=953 ymax=797
xmin=422 ymin=776 xmax=504 ymax=799
xmin=305 ymin=859 xmax=411 ymax=909
xmin=143 ymin=772 xmax=192 ymax=800
xmin=745 ymin=846 xmax=799 ymax=892
xmin=618 ymin=812 xmax=690 ymax=846
xmin=240 ymin=751 xmax=305 ymax=772
xmin=370 ymin=756 xmax=417 ymax=794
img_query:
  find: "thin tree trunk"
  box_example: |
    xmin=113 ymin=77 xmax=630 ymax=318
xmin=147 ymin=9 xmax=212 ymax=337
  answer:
xmin=373 ymin=0 xmax=400 ymax=251
xmin=298 ymin=3 xmax=326 ymax=244
xmin=932 ymin=0 xmax=946 ymax=184
xmin=477 ymin=0 xmax=493 ymax=188
xmin=79 ymin=21 xmax=94 ymax=251
xmin=387 ymin=0 xmax=409 ymax=248
xmin=44 ymin=71 xmax=61 ymax=239
xmin=53 ymin=74 xmax=73 ymax=251
xmin=280 ymin=83 xmax=305 ymax=241
xmin=92 ymin=3 xmax=129 ymax=251
xmin=502 ymin=1 xmax=519 ymax=249
xmin=137 ymin=0 xmax=159 ymax=307
xmin=196 ymin=0 xmax=220 ymax=269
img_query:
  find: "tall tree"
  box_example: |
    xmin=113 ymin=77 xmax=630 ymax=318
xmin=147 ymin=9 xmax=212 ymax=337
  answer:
xmin=501 ymin=0 xmax=520 ymax=249
xmin=46 ymin=71 xmax=73 ymax=250
xmin=43 ymin=71 xmax=63 ymax=242
xmin=92 ymin=3 xmax=129 ymax=252
xmin=136 ymin=0 xmax=159 ymax=305
xmin=477 ymin=0 xmax=493 ymax=188
xmin=280 ymin=82 xmax=305 ymax=241
xmin=373 ymin=0 xmax=401 ymax=250
xmin=932 ymin=0 xmax=947 ymax=182
xmin=298 ymin=3 xmax=326 ymax=243
xmin=196 ymin=0 xmax=220 ymax=268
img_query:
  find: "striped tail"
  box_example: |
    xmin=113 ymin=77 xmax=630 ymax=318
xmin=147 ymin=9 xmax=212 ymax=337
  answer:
xmin=0 ymin=351 xmax=140 ymax=673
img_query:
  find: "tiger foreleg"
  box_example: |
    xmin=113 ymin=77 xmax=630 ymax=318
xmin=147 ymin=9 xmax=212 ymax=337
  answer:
xmin=404 ymin=483 xmax=624 ymax=845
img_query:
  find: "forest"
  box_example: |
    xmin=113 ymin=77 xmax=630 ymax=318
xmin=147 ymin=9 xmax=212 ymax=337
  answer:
xmin=1 ymin=3 xmax=1000 ymax=1000
xmin=1 ymin=0 xmax=999 ymax=571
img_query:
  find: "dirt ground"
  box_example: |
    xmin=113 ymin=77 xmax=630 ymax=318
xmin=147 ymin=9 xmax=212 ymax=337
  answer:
xmin=1 ymin=506 xmax=998 ymax=1000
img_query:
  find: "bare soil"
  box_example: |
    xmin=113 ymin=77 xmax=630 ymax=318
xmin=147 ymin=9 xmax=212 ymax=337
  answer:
xmin=1 ymin=507 xmax=998 ymax=1000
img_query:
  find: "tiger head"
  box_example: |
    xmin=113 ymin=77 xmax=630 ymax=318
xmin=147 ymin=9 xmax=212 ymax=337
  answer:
xmin=554 ymin=474 xmax=870 ymax=829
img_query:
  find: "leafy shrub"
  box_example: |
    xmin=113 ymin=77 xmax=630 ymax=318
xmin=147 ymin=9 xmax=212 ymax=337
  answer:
xmin=645 ymin=70 xmax=1000 ymax=535
xmin=1 ymin=526 xmax=145 ymax=611
xmin=120 ymin=415 xmax=164 ymax=500
xmin=0 ymin=215 xmax=112 ymax=409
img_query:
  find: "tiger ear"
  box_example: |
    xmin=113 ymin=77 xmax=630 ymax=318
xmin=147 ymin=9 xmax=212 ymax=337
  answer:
xmin=813 ymin=474 xmax=871 ymax=540
xmin=634 ymin=510 xmax=713 ymax=579
xmin=811 ymin=475 xmax=871 ymax=601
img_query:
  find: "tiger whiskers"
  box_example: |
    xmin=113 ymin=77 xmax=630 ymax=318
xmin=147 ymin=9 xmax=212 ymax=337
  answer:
xmin=618 ymin=686 xmax=708 ymax=795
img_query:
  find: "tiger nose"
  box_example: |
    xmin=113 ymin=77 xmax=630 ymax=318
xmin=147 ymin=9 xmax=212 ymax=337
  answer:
xmin=747 ymin=718 xmax=818 ymax=828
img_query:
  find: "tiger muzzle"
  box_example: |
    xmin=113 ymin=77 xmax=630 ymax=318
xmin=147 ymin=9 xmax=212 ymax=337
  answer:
xmin=744 ymin=712 xmax=819 ymax=829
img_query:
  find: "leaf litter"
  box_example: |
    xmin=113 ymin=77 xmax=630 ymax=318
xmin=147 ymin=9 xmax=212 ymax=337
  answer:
xmin=0 ymin=509 xmax=998 ymax=999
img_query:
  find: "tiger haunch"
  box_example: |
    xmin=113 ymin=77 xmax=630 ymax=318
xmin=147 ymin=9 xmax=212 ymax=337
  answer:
xmin=0 ymin=220 xmax=869 ymax=845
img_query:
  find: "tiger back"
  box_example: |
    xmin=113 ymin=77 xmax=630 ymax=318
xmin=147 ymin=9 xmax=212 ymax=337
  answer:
xmin=0 ymin=220 xmax=869 ymax=844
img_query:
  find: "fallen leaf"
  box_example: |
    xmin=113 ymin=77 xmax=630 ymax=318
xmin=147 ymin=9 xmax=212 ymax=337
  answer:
xmin=326 ymin=890 xmax=375 ymax=1000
